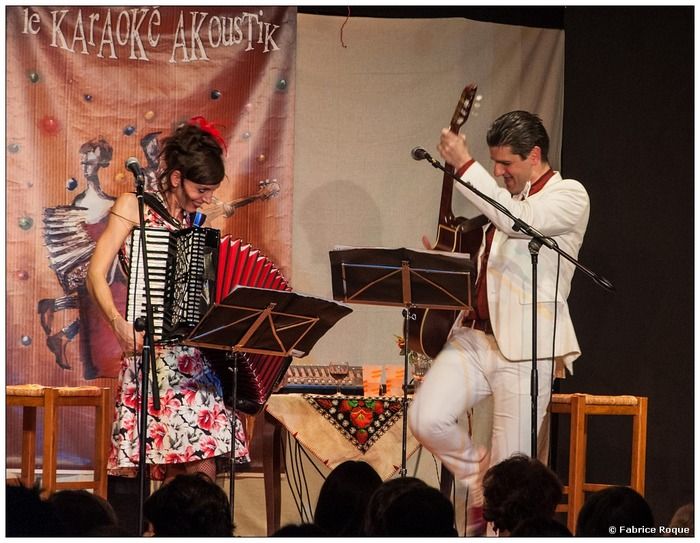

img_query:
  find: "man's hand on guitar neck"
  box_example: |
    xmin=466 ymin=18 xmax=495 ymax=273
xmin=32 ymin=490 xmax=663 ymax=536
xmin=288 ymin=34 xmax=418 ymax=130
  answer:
xmin=438 ymin=128 xmax=473 ymax=170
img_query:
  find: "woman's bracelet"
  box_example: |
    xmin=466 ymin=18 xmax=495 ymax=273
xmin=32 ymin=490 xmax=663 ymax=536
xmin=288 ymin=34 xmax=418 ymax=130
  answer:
xmin=109 ymin=314 xmax=121 ymax=327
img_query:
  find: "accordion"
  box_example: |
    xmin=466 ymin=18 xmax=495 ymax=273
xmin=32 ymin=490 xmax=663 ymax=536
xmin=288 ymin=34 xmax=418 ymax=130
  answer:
xmin=125 ymin=226 xmax=292 ymax=414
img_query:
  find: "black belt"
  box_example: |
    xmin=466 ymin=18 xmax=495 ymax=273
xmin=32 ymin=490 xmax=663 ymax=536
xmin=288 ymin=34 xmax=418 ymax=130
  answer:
xmin=462 ymin=317 xmax=493 ymax=335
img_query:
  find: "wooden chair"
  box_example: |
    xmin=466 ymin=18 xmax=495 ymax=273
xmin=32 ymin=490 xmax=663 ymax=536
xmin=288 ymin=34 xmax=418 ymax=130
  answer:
xmin=6 ymin=384 xmax=112 ymax=498
xmin=550 ymin=393 xmax=648 ymax=533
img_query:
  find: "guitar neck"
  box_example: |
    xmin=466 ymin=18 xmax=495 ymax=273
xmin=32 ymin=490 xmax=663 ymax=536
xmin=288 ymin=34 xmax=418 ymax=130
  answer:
xmin=205 ymin=194 xmax=262 ymax=221
xmin=436 ymin=84 xmax=477 ymax=231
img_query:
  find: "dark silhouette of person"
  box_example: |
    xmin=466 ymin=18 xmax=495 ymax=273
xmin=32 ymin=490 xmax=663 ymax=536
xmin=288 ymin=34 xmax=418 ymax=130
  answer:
xmin=511 ymin=516 xmax=573 ymax=536
xmin=482 ymin=453 xmax=563 ymax=535
xmin=313 ymin=460 xmax=382 ymax=536
xmin=363 ymin=476 xmax=430 ymax=536
xmin=47 ymin=488 xmax=120 ymax=536
xmin=382 ymin=485 xmax=458 ymax=536
xmin=668 ymin=502 xmax=694 ymax=536
xmin=6 ymin=482 xmax=65 ymax=536
xmin=143 ymin=473 xmax=233 ymax=536
xmin=576 ymin=486 xmax=655 ymax=537
xmin=272 ymin=523 xmax=328 ymax=536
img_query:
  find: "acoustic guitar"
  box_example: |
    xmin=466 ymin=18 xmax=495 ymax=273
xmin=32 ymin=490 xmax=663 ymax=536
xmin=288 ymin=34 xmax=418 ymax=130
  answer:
xmin=407 ymin=84 xmax=488 ymax=358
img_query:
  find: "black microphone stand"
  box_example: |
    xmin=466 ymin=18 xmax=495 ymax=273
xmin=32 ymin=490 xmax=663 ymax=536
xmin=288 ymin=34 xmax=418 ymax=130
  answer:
xmin=415 ymin=150 xmax=614 ymax=458
xmin=132 ymin=168 xmax=161 ymax=533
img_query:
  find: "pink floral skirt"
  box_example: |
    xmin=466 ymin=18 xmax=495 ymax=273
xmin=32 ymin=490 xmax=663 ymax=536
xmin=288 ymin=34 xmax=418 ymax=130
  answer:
xmin=108 ymin=345 xmax=249 ymax=480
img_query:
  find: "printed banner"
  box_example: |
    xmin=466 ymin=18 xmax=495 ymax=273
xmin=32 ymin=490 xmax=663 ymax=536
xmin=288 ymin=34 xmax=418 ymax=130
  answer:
xmin=6 ymin=5 xmax=296 ymax=469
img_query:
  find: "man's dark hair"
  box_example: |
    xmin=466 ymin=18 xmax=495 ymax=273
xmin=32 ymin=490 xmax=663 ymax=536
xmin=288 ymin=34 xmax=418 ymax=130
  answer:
xmin=486 ymin=110 xmax=550 ymax=163
xmin=144 ymin=473 xmax=232 ymax=536
xmin=576 ymin=486 xmax=655 ymax=536
xmin=482 ymin=453 xmax=563 ymax=534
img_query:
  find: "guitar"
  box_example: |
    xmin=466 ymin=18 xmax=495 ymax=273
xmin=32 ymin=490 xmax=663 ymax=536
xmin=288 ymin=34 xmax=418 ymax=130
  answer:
xmin=407 ymin=84 xmax=488 ymax=358
xmin=203 ymin=179 xmax=280 ymax=221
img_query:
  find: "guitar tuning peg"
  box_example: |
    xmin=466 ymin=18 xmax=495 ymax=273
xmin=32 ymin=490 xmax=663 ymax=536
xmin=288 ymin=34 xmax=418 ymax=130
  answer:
xmin=476 ymin=94 xmax=483 ymax=102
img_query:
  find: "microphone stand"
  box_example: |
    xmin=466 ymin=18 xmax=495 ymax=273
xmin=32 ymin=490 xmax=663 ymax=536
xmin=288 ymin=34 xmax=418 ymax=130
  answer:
xmin=132 ymin=169 xmax=161 ymax=532
xmin=416 ymin=150 xmax=614 ymax=458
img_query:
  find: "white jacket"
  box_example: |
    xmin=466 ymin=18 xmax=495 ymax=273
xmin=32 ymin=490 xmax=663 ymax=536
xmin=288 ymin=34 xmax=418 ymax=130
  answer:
xmin=456 ymin=161 xmax=590 ymax=371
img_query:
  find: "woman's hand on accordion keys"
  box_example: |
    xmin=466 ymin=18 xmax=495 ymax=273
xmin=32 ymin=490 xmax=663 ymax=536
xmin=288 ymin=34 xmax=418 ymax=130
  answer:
xmin=111 ymin=315 xmax=145 ymax=356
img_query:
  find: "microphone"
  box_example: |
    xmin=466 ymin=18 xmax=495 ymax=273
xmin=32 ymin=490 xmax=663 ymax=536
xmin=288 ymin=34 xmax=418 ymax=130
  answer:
xmin=411 ymin=146 xmax=440 ymax=167
xmin=125 ymin=157 xmax=143 ymax=178
xmin=125 ymin=157 xmax=145 ymax=192
xmin=411 ymin=146 xmax=429 ymax=161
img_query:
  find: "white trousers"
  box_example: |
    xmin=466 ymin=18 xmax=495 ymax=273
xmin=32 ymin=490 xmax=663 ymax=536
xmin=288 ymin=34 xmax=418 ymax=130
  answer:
xmin=408 ymin=327 xmax=553 ymax=490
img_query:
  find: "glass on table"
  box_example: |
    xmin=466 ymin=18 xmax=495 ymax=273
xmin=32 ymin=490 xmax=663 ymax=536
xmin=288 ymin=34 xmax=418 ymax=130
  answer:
xmin=327 ymin=362 xmax=350 ymax=395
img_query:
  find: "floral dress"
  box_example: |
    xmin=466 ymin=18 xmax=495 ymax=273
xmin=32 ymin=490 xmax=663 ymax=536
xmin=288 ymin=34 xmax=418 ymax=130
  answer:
xmin=108 ymin=192 xmax=249 ymax=479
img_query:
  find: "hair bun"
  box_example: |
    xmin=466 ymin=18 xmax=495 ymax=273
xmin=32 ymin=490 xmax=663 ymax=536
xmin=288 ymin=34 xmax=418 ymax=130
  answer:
xmin=188 ymin=116 xmax=227 ymax=155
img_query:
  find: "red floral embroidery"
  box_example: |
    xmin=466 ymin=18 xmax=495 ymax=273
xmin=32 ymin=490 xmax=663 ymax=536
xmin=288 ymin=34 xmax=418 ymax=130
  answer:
xmin=356 ymin=429 xmax=369 ymax=444
xmin=349 ymin=406 xmax=373 ymax=429
xmin=317 ymin=398 xmax=333 ymax=410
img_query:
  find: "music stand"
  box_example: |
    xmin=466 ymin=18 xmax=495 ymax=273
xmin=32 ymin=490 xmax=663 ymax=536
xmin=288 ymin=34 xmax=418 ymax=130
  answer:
xmin=329 ymin=246 xmax=476 ymax=476
xmin=184 ymin=286 xmax=352 ymax=519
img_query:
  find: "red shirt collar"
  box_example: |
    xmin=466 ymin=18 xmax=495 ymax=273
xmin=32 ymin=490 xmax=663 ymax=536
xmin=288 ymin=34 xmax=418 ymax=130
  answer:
xmin=526 ymin=168 xmax=555 ymax=197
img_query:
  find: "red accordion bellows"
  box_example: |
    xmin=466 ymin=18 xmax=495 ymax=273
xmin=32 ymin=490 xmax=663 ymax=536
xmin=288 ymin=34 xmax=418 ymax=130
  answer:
xmin=211 ymin=235 xmax=292 ymax=415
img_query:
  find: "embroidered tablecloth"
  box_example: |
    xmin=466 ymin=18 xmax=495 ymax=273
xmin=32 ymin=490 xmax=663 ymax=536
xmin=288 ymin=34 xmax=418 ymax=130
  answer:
xmin=265 ymin=393 xmax=420 ymax=480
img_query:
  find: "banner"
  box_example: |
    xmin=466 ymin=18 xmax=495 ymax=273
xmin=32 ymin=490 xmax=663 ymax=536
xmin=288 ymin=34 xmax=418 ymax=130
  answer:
xmin=6 ymin=5 xmax=296 ymax=468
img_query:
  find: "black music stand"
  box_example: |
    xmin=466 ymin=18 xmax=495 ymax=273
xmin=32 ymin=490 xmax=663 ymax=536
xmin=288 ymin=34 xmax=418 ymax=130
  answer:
xmin=184 ymin=286 xmax=352 ymax=520
xmin=329 ymin=246 xmax=476 ymax=476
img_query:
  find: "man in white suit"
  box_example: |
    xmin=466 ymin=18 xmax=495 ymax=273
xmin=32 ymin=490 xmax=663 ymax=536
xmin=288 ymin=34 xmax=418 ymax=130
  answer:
xmin=409 ymin=111 xmax=589 ymax=534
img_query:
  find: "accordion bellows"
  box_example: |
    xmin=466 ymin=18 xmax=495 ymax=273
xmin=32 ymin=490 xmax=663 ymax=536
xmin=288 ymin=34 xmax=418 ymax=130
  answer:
xmin=126 ymin=227 xmax=292 ymax=414
xmin=211 ymin=235 xmax=293 ymax=414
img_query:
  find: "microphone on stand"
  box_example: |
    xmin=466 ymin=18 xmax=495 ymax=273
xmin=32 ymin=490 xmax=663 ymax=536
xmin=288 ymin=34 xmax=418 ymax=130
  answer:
xmin=410 ymin=146 xmax=440 ymax=166
xmin=125 ymin=157 xmax=145 ymax=191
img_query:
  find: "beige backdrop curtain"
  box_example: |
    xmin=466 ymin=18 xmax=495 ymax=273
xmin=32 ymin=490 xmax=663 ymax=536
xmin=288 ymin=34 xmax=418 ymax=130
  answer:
xmin=292 ymin=13 xmax=564 ymax=368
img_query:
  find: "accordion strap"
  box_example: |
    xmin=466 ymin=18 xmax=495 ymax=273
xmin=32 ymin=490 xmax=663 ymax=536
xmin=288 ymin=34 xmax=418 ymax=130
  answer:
xmin=139 ymin=191 xmax=182 ymax=229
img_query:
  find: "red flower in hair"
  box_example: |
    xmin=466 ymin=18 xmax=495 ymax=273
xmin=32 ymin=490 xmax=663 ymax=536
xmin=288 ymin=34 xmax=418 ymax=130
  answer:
xmin=188 ymin=115 xmax=228 ymax=155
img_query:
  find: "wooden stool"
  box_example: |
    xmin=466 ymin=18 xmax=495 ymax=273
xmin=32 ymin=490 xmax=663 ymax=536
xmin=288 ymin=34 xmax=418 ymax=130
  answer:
xmin=550 ymin=393 xmax=648 ymax=533
xmin=6 ymin=384 xmax=112 ymax=498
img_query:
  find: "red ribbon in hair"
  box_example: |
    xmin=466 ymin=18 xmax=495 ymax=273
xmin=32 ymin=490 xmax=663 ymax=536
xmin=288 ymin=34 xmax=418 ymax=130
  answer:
xmin=188 ymin=116 xmax=228 ymax=155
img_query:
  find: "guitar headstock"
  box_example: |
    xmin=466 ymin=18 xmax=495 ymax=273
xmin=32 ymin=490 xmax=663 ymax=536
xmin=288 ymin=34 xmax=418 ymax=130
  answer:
xmin=257 ymin=179 xmax=281 ymax=200
xmin=449 ymin=83 xmax=478 ymax=134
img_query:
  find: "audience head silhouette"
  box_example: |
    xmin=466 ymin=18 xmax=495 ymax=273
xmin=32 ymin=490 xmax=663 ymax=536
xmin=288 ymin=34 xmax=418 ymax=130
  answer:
xmin=6 ymin=482 xmax=65 ymax=536
xmin=363 ymin=476 xmax=429 ymax=535
xmin=47 ymin=488 xmax=119 ymax=536
xmin=272 ymin=522 xmax=328 ymax=536
xmin=482 ymin=453 xmax=563 ymax=535
xmin=510 ymin=516 xmax=573 ymax=536
xmin=382 ymin=485 xmax=458 ymax=536
xmin=576 ymin=486 xmax=655 ymax=536
xmin=313 ymin=460 xmax=382 ymax=536
xmin=668 ymin=503 xmax=693 ymax=536
xmin=143 ymin=473 xmax=233 ymax=536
